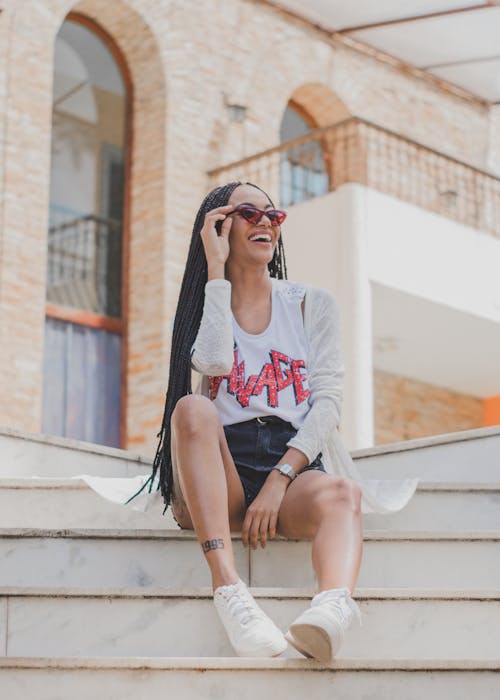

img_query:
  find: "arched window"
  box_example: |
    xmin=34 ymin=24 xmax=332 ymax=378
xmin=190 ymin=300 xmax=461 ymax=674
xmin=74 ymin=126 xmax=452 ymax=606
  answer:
xmin=279 ymin=103 xmax=328 ymax=207
xmin=42 ymin=16 xmax=129 ymax=447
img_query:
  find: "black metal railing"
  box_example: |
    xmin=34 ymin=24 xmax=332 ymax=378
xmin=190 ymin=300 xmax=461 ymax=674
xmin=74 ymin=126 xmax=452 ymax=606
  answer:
xmin=46 ymin=214 xmax=122 ymax=318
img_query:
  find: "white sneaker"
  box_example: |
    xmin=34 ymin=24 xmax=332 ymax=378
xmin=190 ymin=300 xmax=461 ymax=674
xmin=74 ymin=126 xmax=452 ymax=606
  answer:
xmin=213 ymin=579 xmax=287 ymax=657
xmin=286 ymin=587 xmax=362 ymax=662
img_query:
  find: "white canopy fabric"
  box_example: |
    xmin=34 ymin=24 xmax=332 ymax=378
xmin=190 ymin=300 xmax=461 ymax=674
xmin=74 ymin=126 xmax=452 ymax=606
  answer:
xmin=270 ymin=0 xmax=500 ymax=102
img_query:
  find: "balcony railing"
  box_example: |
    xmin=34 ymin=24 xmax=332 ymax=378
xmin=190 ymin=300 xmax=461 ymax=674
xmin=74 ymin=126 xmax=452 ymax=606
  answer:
xmin=208 ymin=117 xmax=500 ymax=238
xmin=46 ymin=215 xmax=122 ymax=318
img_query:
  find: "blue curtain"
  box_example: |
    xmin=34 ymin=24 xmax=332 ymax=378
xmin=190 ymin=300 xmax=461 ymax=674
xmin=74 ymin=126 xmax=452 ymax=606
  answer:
xmin=42 ymin=317 xmax=122 ymax=447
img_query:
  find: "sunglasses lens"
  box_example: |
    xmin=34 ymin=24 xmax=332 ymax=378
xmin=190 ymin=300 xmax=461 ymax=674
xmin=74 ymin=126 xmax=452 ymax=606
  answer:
xmin=268 ymin=209 xmax=287 ymax=225
xmin=238 ymin=207 xmax=261 ymax=224
xmin=234 ymin=207 xmax=260 ymax=224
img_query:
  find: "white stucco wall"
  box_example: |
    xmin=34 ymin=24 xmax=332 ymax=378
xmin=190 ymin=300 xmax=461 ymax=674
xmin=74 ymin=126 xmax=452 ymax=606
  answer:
xmin=284 ymin=185 xmax=500 ymax=324
xmin=283 ymin=184 xmax=500 ymax=447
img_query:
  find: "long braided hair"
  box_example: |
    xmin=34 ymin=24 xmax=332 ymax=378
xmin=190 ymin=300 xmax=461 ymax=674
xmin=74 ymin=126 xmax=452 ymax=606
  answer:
xmin=128 ymin=180 xmax=288 ymax=512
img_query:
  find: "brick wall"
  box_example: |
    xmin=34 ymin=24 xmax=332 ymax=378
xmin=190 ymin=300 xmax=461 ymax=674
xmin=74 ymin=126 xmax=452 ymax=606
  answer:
xmin=0 ymin=0 xmax=495 ymax=455
xmin=374 ymin=369 xmax=483 ymax=445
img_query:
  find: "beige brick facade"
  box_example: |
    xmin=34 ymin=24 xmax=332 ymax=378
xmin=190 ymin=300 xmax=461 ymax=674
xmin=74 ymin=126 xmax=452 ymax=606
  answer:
xmin=0 ymin=0 xmax=495 ymax=453
xmin=374 ymin=370 xmax=484 ymax=445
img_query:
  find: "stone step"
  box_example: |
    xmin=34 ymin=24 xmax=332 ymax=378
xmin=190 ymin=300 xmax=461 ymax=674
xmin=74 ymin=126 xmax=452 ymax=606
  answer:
xmin=355 ymin=426 xmax=500 ymax=482
xmin=1 ymin=528 xmax=499 ymax=589
xmin=0 ymin=478 xmax=174 ymax=529
xmin=2 ymin=425 xmax=499 ymax=483
xmin=362 ymin=481 xmax=500 ymax=531
xmin=0 ymin=478 xmax=498 ymax=531
xmin=0 ymin=426 xmax=151 ymax=478
xmin=0 ymin=657 xmax=498 ymax=699
xmin=1 ymin=587 xmax=499 ymax=660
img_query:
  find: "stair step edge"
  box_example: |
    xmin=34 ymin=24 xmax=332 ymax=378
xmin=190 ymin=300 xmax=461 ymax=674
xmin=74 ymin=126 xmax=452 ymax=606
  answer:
xmin=1 ymin=528 xmax=499 ymax=540
xmin=0 ymin=656 xmax=499 ymax=671
xmin=2 ymin=478 xmax=500 ymax=492
xmin=1 ymin=586 xmax=499 ymax=600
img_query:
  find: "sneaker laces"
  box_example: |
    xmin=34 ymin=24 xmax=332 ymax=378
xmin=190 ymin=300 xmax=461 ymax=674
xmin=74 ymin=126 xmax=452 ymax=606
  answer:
xmin=312 ymin=587 xmax=363 ymax=627
xmin=216 ymin=582 xmax=265 ymax=627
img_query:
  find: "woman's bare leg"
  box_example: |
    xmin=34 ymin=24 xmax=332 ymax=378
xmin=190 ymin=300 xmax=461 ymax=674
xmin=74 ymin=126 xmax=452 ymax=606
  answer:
xmin=277 ymin=471 xmax=363 ymax=593
xmin=170 ymin=394 xmax=247 ymax=591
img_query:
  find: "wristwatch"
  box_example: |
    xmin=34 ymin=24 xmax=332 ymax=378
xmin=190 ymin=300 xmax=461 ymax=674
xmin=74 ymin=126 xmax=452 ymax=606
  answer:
xmin=272 ymin=463 xmax=297 ymax=481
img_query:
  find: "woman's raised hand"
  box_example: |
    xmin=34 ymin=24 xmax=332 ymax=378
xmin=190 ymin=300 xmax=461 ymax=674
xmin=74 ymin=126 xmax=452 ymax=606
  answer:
xmin=200 ymin=204 xmax=234 ymax=270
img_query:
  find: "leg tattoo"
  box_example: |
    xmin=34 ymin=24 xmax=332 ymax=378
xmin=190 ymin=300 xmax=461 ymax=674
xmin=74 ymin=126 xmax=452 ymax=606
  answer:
xmin=202 ymin=538 xmax=225 ymax=553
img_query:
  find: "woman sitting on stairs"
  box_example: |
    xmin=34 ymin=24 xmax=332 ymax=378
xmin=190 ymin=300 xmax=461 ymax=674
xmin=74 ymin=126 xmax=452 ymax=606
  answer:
xmin=135 ymin=180 xmax=417 ymax=661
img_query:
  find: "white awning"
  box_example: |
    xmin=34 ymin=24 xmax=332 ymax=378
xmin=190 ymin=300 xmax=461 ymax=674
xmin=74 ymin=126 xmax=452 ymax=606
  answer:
xmin=270 ymin=1 xmax=500 ymax=102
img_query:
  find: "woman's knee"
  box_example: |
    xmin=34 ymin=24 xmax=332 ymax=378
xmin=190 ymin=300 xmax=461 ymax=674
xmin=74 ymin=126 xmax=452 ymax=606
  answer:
xmin=171 ymin=394 xmax=219 ymax=437
xmin=313 ymin=477 xmax=362 ymax=516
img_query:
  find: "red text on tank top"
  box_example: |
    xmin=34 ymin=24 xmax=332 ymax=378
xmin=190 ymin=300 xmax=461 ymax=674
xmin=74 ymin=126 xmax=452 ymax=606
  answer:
xmin=208 ymin=346 xmax=310 ymax=408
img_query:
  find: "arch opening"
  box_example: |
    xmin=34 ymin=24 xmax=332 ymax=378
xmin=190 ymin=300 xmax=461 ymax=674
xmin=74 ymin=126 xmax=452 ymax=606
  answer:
xmin=279 ymin=84 xmax=352 ymax=206
xmin=43 ymin=13 xmax=130 ymax=447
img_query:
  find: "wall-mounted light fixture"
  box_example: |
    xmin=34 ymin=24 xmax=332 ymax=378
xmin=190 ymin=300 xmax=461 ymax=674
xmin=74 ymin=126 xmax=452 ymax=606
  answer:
xmin=222 ymin=92 xmax=248 ymax=123
xmin=374 ymin=336 xmax=400 ymax=353
xmin=439 ymin=189 xmax=458 ymax=208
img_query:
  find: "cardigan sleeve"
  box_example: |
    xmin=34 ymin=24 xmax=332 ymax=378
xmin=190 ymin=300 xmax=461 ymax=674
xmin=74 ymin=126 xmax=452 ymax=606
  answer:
xmin=286 ymin=288 xmax=345 ymax=464
xmin=189 ymin=279 xmax=235 ymax=376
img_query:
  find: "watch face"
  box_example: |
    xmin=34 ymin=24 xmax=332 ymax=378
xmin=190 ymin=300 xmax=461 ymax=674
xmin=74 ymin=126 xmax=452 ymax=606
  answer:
xmin=280 ymin=464 xmax=295 ymax=479
xmin=273 ymin=464 xmax=295 ymax=480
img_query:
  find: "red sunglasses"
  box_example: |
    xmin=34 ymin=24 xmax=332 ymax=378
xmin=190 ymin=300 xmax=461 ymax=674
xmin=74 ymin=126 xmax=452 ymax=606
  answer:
xmin=226 ymin=204 xmax=287 ymax=226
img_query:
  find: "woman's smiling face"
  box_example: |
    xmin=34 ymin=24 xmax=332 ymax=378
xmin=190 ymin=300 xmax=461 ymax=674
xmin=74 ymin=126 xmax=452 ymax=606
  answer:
xmin=225 ymin=184 xmax=281 ymax=267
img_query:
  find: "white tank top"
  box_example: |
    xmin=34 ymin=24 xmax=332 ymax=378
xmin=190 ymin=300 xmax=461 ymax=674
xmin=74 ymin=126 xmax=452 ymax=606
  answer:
xmin=208 ymin=281 xmax=311 ymax=429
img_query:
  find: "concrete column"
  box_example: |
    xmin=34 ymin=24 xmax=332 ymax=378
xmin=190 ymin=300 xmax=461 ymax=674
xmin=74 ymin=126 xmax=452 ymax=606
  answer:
xmin=333 ymin=183 xmax=374 ymax=450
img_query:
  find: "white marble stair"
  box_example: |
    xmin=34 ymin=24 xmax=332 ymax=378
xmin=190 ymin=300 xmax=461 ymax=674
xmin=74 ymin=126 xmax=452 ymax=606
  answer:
xmin=363 ymin=481 xmax=500 ymax=531
xmin=0 ymin=478 xmax=173 ymax=530
xmin=1 ymin=587 xmax=499 ymax=660
xmin=1 ymin=424 xmax=500 ymax=536
xmin=0 ymin=478 xmax=499 ymax=531
xmin=1 ymin=528 xmax=499 ymax=589
xmin=0 ymin=657 xmax=499 ymax=699
xmin=1 ymin=425 xmax=499 ymax=483
xmin=0 ymin=426 xmax=152 ymax=479
xmin=354 ymin=425 xmax=500 ymax=482
xmin=1 ymin=424 xmax=499 ymax=698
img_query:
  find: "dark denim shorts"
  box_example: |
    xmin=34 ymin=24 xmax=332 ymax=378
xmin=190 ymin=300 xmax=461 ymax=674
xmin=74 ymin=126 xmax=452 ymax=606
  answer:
xmin=223 ymin=415 xmax=325 ymax=508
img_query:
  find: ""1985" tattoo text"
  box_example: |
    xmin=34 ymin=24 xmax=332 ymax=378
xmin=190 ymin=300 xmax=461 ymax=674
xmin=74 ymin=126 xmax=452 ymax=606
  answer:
xmin=202 ymin=538 xmax=225 ymax=553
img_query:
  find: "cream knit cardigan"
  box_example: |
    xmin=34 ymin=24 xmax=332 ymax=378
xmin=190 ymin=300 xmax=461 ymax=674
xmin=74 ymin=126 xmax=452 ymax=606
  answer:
xmin=191 ymin=277 xmax=418 ymax=515
xmin=72 ymin=276 xmax=418 ymax=515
